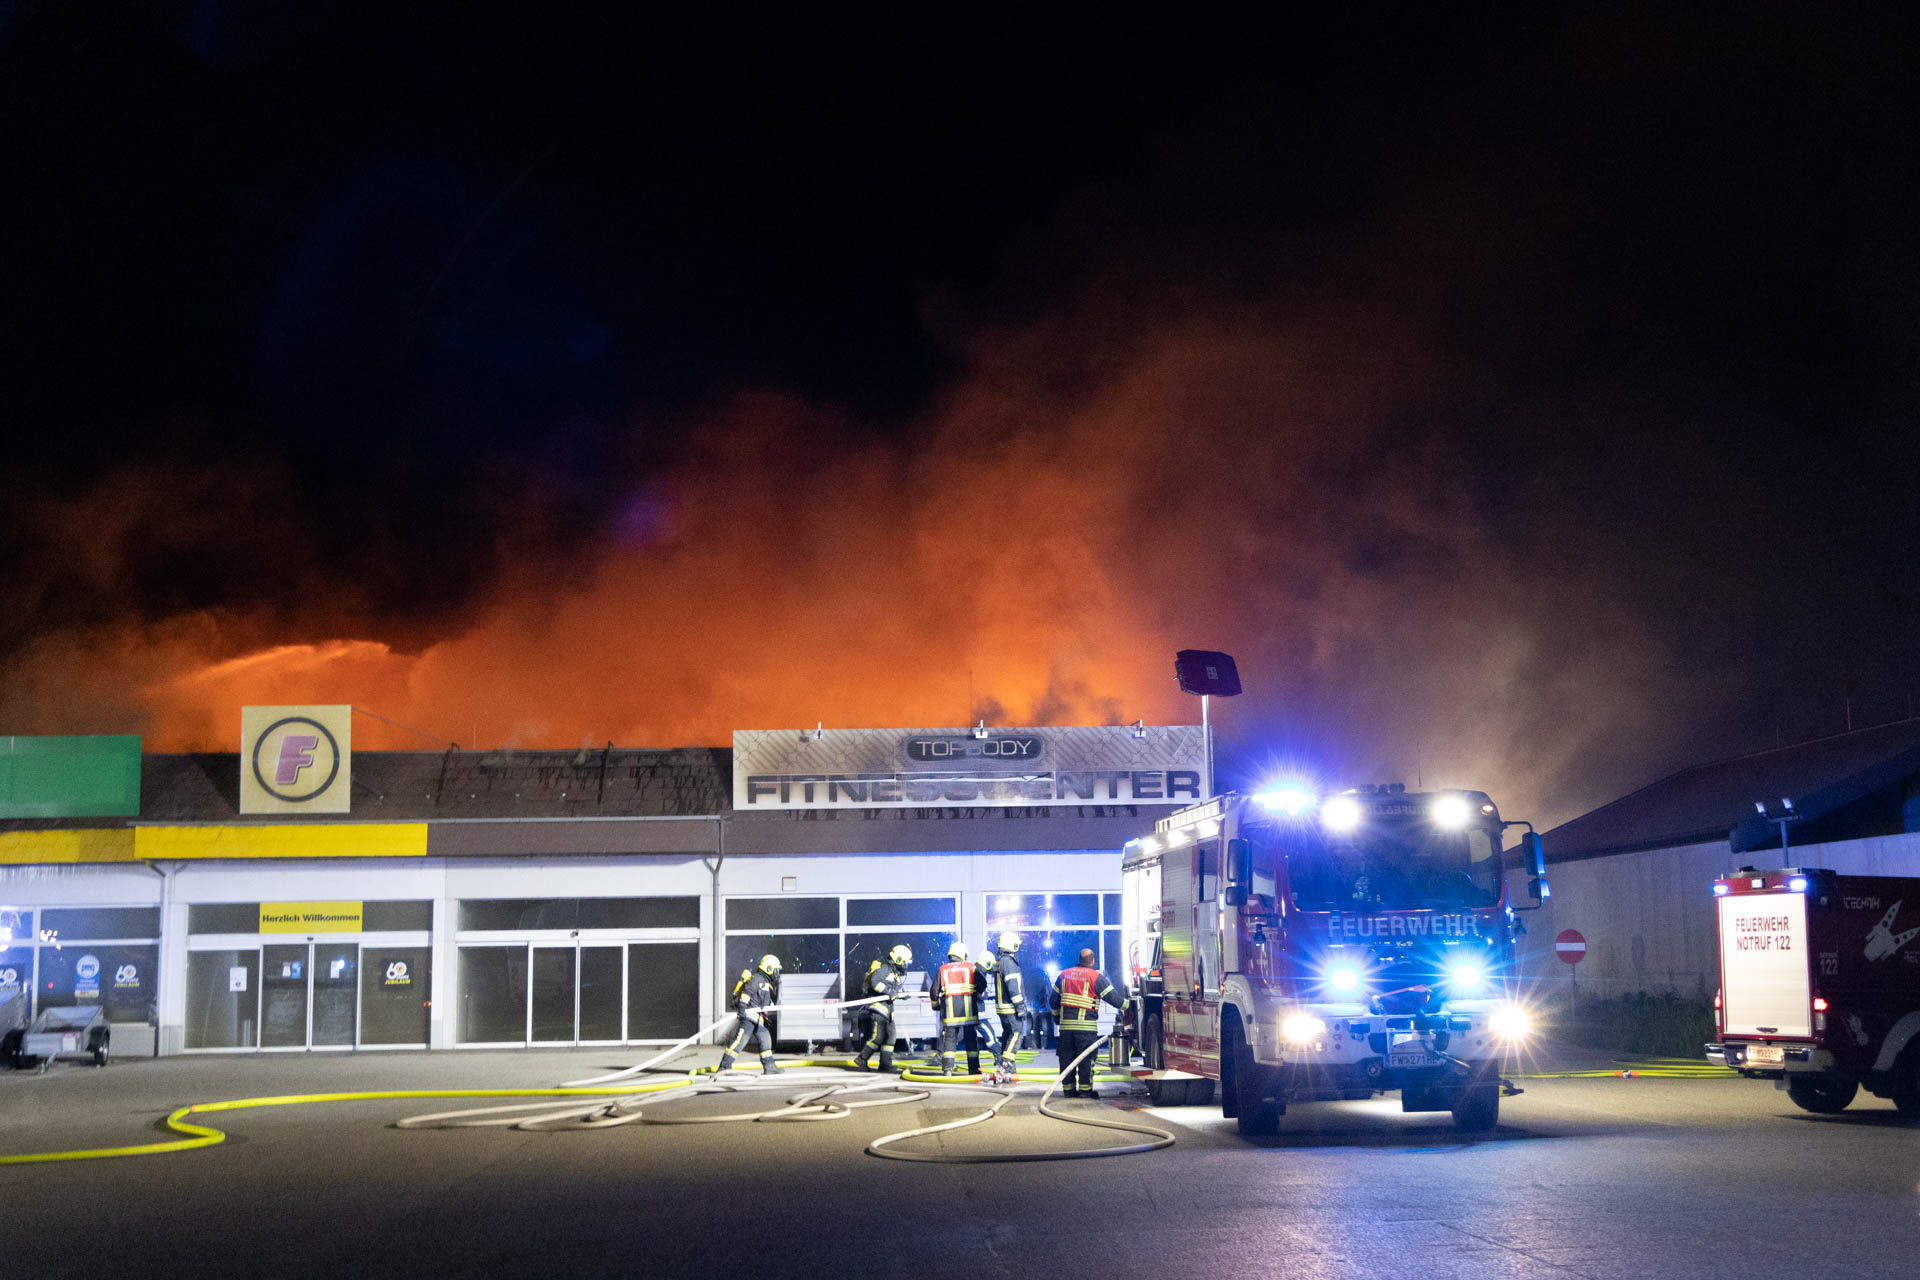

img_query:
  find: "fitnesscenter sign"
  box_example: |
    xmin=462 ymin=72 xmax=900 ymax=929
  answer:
xmin=732 ymin=725 xmax=1207 ymax=811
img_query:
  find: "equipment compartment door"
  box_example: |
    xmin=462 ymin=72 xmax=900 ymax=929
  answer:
xmin=1718 ymin=891 xmax=1811 ymax=1037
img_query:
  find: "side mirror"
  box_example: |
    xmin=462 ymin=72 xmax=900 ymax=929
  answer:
xmin=1224 ymin=885 xmax=1249 ymax=908
xmin=1226 ymin=837 xmax=1253 ymax=887
xmin=1516 ymin=832 xmax=1550 ymax=909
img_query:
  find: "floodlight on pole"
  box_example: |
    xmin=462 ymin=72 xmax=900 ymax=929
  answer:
xmin=1173 ymin=650 xmax=1242 ymax=799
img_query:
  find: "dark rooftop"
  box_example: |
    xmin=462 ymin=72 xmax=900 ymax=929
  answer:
xmin=1543 ymin=717 xmax=1920 ymax=861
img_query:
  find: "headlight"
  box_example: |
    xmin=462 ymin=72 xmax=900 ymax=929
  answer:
xmin=1430 ymin=794 xmax=1472 ymax=829
xmin=1322 ymin=795 xmax=1363 ymax=833
xmin=1325 ymin=964 xmax=1364 ymax=996
xmin=1281 ymin=1013 xmax=1328 ymax=1046
xmin=1488 ymin=1005 xmax=1531 ymax=1041
xmin=1446 ymin=960 xmax=1486 ymax=994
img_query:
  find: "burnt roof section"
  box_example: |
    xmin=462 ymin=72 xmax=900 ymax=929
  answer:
xmin=1543 ymin=718 xmax=1920 ymax=861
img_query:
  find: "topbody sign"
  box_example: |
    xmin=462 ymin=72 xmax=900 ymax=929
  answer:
xmin=733 ymin=725 xmax=1205 ymax=810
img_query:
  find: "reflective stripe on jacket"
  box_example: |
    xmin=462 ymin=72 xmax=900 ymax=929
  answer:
xmin=992 ymin=962 xmax=1024 ymax=1015
xmin=934 ymin=959 xmax=982 ymax=1025
xmin=1051 ymin=965 xmax=1113 ymax=1031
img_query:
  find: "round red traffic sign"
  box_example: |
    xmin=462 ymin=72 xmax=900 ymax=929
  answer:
xmin=1556 ymin=929 xmax=1587 ymax=965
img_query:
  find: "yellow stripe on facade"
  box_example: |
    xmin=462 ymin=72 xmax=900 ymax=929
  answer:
xmin=136 ymin=824 xmax=428 ymax=860
xmin=0 ymin=824 xmax=427 ymax=864
xmin=0 ymin=828 xmax=135 ymax=864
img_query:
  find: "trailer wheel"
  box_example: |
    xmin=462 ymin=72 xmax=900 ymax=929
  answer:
xmin=1450 ymin=1084 xmax=1500 ymax=1132
xmin=1224 ymin=1018 xmax=1282 ymax=1136
xmin=1785 ymin=1076 xmax=1856 ymax=1114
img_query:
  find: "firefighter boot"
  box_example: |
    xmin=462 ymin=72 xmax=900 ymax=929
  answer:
xmin=879 ymin=1050 xmax=895 ymax=1072
xmin=760 ymin=1053 xmax=784 ymax=1076
xmin=854 ymin=1048 xmax=873 ymax=1072
xmin=967 ymin=1056 xmax=981 ymax=1076
xmin=716 ymin=1053 xmax=736 ymax=1073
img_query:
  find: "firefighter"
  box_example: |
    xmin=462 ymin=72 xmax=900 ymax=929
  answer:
xmin=717 ymin=953 xmax=784 ymax=1075
xmin=931 ymin=941 xmax=987 ymax=1076
xmin=986 ymin=932 xmax=1026 ymax=1070
xmin=1048 ymin=947 xmax=1124 ymax=1097
xmin=854 ymin=943 xmax=912 ymax=1072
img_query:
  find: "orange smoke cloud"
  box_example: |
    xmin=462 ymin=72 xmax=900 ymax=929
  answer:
xmin=0 ymin=267 xmax=1705 ymax=825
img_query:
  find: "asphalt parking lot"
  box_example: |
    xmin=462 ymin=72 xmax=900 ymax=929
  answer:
xmin=3 ymin=1045 xmax=1915 ymax=1280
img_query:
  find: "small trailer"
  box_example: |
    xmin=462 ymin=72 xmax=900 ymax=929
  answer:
xmin=3 ymin=1005 xmax=111 ymax=1071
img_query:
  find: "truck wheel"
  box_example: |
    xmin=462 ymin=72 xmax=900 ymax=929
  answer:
xmin=1226 ymin=1020 xmax=1282 ymax=1137
xmin=1893 ymin=1053 xmax=1920 ymax=1118
xmin=1785 ymin=1076 xmax=1856 ymax=1114
xmin=1450 ymin=1084 xmax=1500 ymax=1132
xmin=1142 ymin=1011 xmax=1165 ymax=1070
xmin=1143 ymin=1079 xmax=1170 ymax=1105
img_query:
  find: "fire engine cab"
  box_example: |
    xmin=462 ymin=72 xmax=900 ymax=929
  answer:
xmin=1118 ymin=784 xmax=1541 ymax=1136
xmin=1706 ymin=867 xmax=1920 ymax=1115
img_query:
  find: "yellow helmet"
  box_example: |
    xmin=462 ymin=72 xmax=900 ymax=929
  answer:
xmin=976 ymin=951 xmax=997 ymax=972
xmin=947 ymin=941 xmax=969 ymax=961
xmin=758 ymin=953 xmax=782 ymax=976
xmin=997 ymin=932 xmax=1022 ymax=955
xmin=887 ymin=944 xmax=912 ymax=967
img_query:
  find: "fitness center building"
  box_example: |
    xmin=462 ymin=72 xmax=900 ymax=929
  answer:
xmin=0 ymin=719 xmax=1203 ymax=1056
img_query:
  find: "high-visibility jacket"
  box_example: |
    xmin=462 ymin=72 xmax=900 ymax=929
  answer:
xmin=732 ymin=969 xmax=777 ymax=1018
xmin=1049 ymin=965 xmax=1121 ymax=1033
xmin=990 ymin=959 xmax=1025 ymax=1015
xmin=865 ymin=960 xmax=906 ymax=1008
xmin=932 ymin=959 xmax=984 ymax=1026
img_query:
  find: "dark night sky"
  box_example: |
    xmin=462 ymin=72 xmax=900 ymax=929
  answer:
xmin=2 ymin=5 xmax=1917 ymax=824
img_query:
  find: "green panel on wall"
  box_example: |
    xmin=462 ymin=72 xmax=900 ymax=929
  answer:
xmin=0 ymin=736 xmax=142 ymax=818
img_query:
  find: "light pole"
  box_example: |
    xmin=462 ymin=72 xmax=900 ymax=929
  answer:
xmin=1754 ymin=798 xmax=1809 ymax=866
xmin=1173 ymin=650 xmax=1242 ymax=797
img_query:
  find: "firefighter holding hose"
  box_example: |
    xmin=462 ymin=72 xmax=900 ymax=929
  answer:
xmin=1049 ymin=948 xmax=1124 ymax=1098
xmin=854 ymin=944 xmax=912 ymax=1072
xmin=717 ymin=953 xmax=784 ymax=1075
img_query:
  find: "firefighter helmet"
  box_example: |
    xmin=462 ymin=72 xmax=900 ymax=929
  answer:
xmin=946 ymin=941 xmax=969 ymax=961
xmin=887 ymin=944 xmax=912 ymax=967
xmin=976 ymin=951 xmax=997 ymax=972
xmin=757 ymin=953 xmax=782 ymax=976
xmin=997 ymin=932 xmax=1022 ymax=955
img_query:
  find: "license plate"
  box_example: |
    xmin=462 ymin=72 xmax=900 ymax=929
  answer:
xmin=1389 ymin=1039 xmax=1434 ymax=1069
xmin=1745 ymin=1044 xmax=1785 ymax=1066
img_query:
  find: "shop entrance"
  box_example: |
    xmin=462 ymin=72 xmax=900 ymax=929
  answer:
xmin=456 ymin=939 xmax=698 ymax=1047
xmin=261 ymin=942 xmax=359 ymax=1049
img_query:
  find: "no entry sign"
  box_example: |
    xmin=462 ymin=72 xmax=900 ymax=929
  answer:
xmin=1556 ymin=929 xmax=1587 ymax=965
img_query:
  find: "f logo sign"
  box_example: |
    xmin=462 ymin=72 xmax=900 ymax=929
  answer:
xmin=249 ymin=715 xmax=343 ymax=805
xmin=276 ymin=735 xmax=320 ymax=785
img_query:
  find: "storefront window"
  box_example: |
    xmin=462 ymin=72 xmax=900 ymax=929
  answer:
xmin=361 ymin=947 xmax=431 ymax=1045
xmin=457 ymin=946 xmax=528 ymax=1043
xmin=627 ymin=943 xmax=698 ymax=1041
xmin=38 ymin=944 xmax=157 ymax=1023
xmin=186 ymin=949 xmax=260 ymax=1049
xmin=986 ymin=893 xmax=1099 ymax=930
xmin=725 ymin=898 xmax=838 ymax=931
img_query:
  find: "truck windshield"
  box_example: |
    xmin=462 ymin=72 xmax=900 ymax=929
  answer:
xmin=1281 ymin=819 xmax=1501 ymax=911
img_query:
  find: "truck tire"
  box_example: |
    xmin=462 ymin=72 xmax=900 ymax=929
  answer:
xmin=1785 ymin=1076 xmax=1856 ymax=1114
xmin=1142 ymin=1011 xmax=1165 ymax=1070
xmin=0 ymin=1028 xmax=20 ymax=1069
xmin=1225 ymin=1019 xmax=1282 ymax=1137
xmin=1450 ymin=1084 xmax=1500 ymax=1132
xmin=1893 ymin=1052 xmax=1920 ymax=1118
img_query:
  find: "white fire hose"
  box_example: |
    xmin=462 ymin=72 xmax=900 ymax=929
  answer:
xmin=397 ymin=1000 xmax=1177 ymax=1162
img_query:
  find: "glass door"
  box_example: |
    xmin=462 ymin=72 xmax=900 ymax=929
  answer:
xmin=261 ymin=944 xmax=309 ymax=1048
xmin=530 ymin=946 xmax=577 ymax=1043
xmin=313 ymin=944 xmax=358 ymax=1047
xmin=578 ymin=946 xmax=624 ymax=1043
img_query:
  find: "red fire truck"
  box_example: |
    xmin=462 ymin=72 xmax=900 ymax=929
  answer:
xmin=1705 ymin=866 xmax=1920 ymax=1115
xmin=1118 ymin=784 xmax=1543 ymax=1136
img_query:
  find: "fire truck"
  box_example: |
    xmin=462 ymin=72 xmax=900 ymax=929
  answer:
xmin=1705 ymin=866 xmax=1920 ymax=1115
xmin=1117 ymin=784 xmax=1543 ymax=1135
